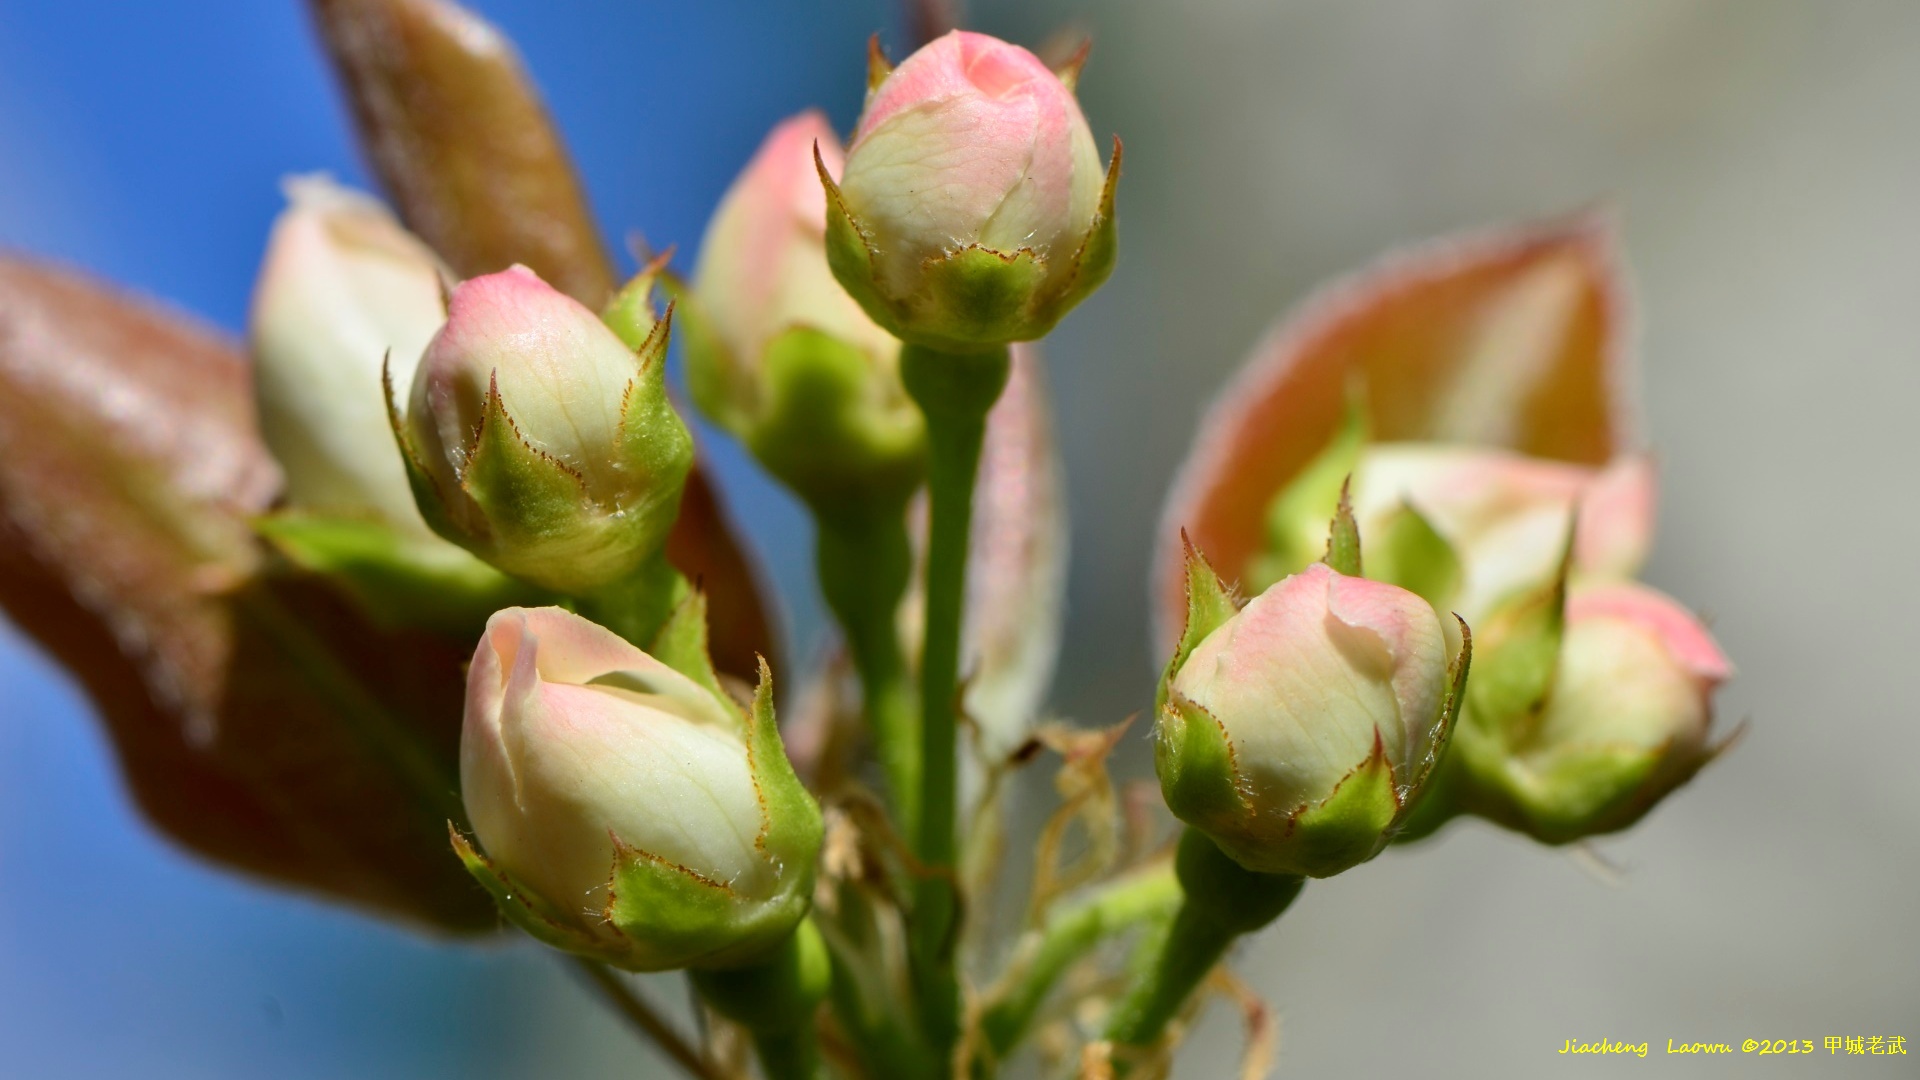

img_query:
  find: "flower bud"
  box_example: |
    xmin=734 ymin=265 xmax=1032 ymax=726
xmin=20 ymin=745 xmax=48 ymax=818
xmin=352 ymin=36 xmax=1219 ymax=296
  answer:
xmin=454 ymin=605 xmax=821 ymax=971
xmin=394 ymin=265 xmax=693 ymax=593
xmin=249 ymin=176 xmax=447 ymax=539
xmin=685 ymin=111 xmax=923 ymax=510
xmin=1255 ymin=421 xmax=1655 ymax=621
xmin=1451 ymin=581 xmax=1732 ymax=844
xmin=1156 ymin=553 xmax=1469 ymax=878
xmin=822 ymin=31 xmax=1120 ymax=349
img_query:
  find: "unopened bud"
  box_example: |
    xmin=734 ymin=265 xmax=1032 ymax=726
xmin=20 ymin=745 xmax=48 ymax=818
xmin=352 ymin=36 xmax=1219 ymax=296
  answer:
xmin=822 ymin=31 xmax=1119 ymax=350
xmin=250 ymin=176 xmax=447 ymax=538
xmin=1156 ymin=550 xmax=1468 ymax=878
xmin=1257 ymin=426 xmax=1655 ymax=621
xmin=1452 ymin=581 xmax=1732 ymax=843
xmin=456 ymin=605 xmax=821 ymax=971
xmin=395 ymin=265 xmax=692 ymax=593
xmin=685 ymin=111 xmax=923 ymax=510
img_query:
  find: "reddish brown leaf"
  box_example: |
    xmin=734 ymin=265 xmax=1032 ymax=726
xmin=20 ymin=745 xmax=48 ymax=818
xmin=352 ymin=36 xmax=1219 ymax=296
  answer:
xmin=1154 ymin=212 xmax=1636 ymax=648
xmin=306 ymin=0 xmax=615 ymax=305
xmin=0 ymin=256 xmax=495 ymax=932
xmin=307 ymin=0 xmax=777 ymax=678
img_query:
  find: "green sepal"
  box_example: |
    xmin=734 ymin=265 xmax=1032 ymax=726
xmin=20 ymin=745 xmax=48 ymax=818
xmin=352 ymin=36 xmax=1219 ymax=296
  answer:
xmin=1050 ymin=137 xmax=1122 ymax=325
xmin=910 ymin=244 xmax=1049 ymax=347
xmin=613 ymin=304 xmax=695 ymax=540
xmin=1392 ymin=616 xmax=1474 ymax=842
xmin=865 ymin=34 xmax=892 ymax=96
xmin=1424 ymin=615 xmax=1474 ymax=788
xmin=743 ymin=658 xmax=826 ymax=893
xmin=1467 ymin=520 xmax=1574 ymax=738
xmin=1153 ymin=692 xmax=1249 ymax=839
xmin=1369 ymin=501 xmax=1463 ymax=612
xmin=382 ymin=354 xmax=465 ymax=544
xmin=1322 ymin=476 xmax=1363 ymax=577
xmin=603 ymin=834 xmax=759 ymax=970
xmin=1155 ymin=538 xmax=1241 ymax=713
xmin=600 ymin=261 xmax=663 ymax=352
xmin=450 ymin=825 xmax=604 ymax=956
xmin=747 ymin=326 xmax=926 ymax=515
xmin=1276 ymin=730 xmax=1400 ymax=877
xmin=1392 ymin=750 xmax=1466 ymax=843
xmin=1495 ymin=743 xmax=1666 ymax=845
xmin=1250 ymin=389 xmax=1368 ymax=591
xmin=817 ymin=146 xmax=895 ymax=337
xmin=256 ymin=512 xmax=545 ymax=636
xmin=460 ymin=373 xmax=591 ymax=554
xmin=646 ymin=588 xmax=727 ymax=705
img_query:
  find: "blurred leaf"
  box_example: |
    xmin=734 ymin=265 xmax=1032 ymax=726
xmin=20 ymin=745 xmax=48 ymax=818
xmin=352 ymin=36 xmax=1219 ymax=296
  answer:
xmin=1154 ymin=213 xmax=1635 ymax=649
xmin=901 ymin=346 xmax=1068 ymax=760
xmin=0 ymin=256 xmax=495 ymax=932
xmin=308 ymin=0 xmax=778 ymax=680
xmin=306 ymin=0 xmax=614 ymax=304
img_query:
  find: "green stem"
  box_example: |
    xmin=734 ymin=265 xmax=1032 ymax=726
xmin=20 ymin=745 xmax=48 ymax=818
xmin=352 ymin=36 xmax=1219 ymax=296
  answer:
xmin=977 ymin=864 xmax=1183 ymax=1067
xmin=1101 ymin=900 xmax=1238 ymax=1052
xmin=576 ymin=549 xmax=689 ymax=648
xmin=1103 ymin=830 xmax=1304 ymax=1066
xmin=899 ymin=343 xmax=1012 ymax=1064
xmin=748 ymin=1027 xmax=821 ymax=1080
xmin=692 ymin=920 xmax=831 ymax=1080
xmin=815 ymin=502 xmax=919 ymax=832
xmin=571 ymin=958 xmax=723 ymax=1080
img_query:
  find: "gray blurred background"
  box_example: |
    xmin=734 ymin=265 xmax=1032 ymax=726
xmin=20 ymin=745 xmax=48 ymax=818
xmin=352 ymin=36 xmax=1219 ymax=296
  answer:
xmin=2 ymin=0 xmax=1914 ymax=1076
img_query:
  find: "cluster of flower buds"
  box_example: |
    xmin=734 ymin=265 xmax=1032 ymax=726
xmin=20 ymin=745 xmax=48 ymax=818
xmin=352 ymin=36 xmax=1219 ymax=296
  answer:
xmin=393 ymin=265 xmax=693 ymax=596
xmin=1190 ymin=402 xmax=1729 ymax=851
xmin=454 ymin=602 xmax=821 ymax=971
xmin=822 ymin=31 xmax=1120 ymax=351
xmin=683 ymin=111 xmax=924 ymax=512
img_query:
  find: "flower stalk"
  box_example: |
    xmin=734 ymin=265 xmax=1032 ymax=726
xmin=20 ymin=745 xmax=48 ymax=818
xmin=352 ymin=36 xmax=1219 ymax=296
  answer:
xmin=815 ymin=502 xmax=921 ymax=828
xmin=899 ymin=341 xmax=1012 ymax=1062
xmin=1102 ymin=830 xmax=1304 ymax=1064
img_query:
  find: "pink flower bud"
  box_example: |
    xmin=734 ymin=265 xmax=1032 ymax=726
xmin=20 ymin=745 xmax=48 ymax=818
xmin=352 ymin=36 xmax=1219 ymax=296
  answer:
xmin=249 ymin=176 xmax=448 ymax=538
xmin=685 ymin=113 xmax=922 ymax=506
xmin=461 ymin=607 xmax=819 ymax=969
xmin=824 ymin=31 xmax=1119 ymax=347
xmin=1350 ymin=445 xmax=1656 ymax=618
xmin=1456 ymin=582 xmax=1731 ymax=843
xmin=398 ymin=265 xmax=692 ymax=592
xmin=692 ymin=111 xmax=897 ymax=404
xmin=1159 ymin=561 xmax=1466 ymax=877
